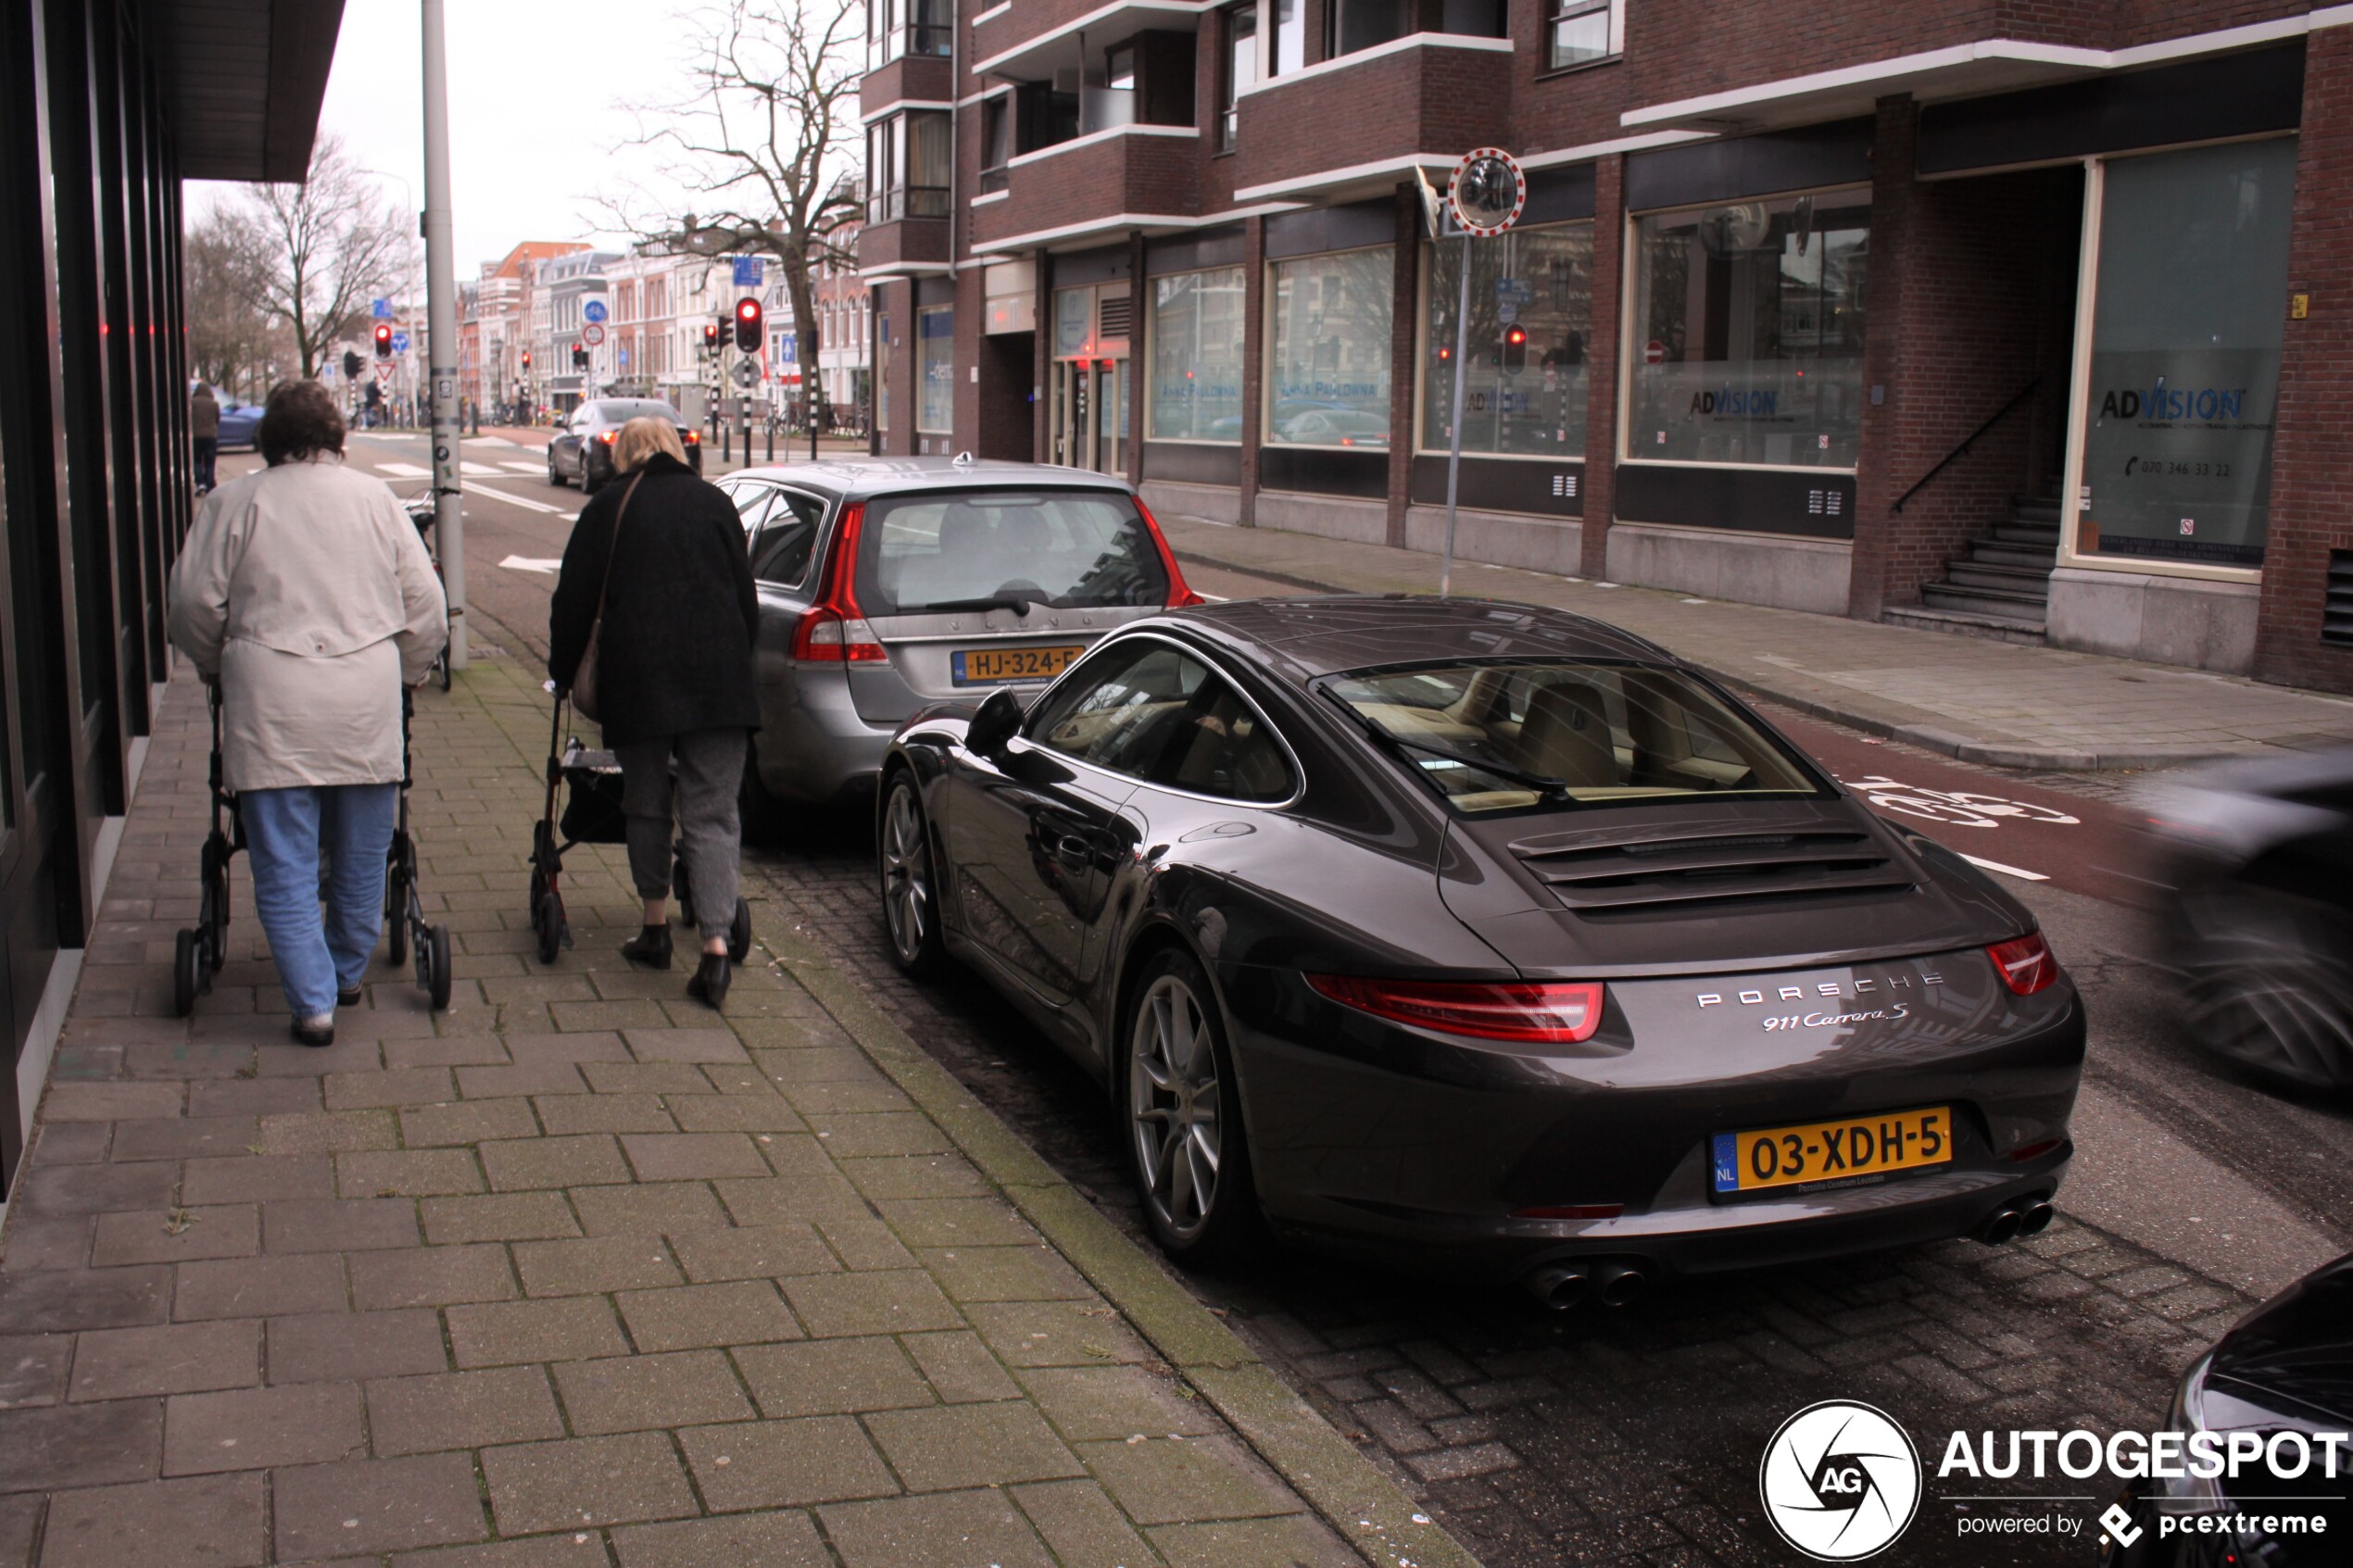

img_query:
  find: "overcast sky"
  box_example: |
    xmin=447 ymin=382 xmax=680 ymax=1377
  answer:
xmin=190 ymin=1 xmax=692 ymax=273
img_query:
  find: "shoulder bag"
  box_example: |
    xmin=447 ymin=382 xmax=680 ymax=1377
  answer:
xmin=568 ymin=471 xmax=645 ymax=724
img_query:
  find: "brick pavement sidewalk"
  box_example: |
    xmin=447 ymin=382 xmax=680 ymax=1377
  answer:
xmin=0 ymin=657 xmax=1469 ymax=1568
xmin=1157 ymin=515 xmax=2353 ymax=771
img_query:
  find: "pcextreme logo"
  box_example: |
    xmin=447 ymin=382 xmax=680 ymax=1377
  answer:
xmin=1758 ymin=1400 xmax=1923 ymax=1562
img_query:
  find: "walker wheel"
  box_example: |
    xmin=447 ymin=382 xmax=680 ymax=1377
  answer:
xmin=173 ymin=929 xmax=200 ymax=1018
xmin=728 ymin=897 xmax=751 ymax=964
xmin=535 ymin=891 xmax=564 ymax=965
xmin=424 ymin=924 xmax=453 ymax=1010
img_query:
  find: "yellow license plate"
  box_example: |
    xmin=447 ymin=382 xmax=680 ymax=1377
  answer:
xmin=952 ymin=645 xmax=1084 ymax=685
xmin=1711 ymin=1106 xmax=1952 ymax=1194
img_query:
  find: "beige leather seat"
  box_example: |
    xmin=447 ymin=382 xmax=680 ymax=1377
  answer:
xmin=1513 ymin=683 xmax=1618 ymax=789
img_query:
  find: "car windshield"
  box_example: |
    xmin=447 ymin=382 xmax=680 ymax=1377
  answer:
xmin=596 ymin=400 xmax=682 ymax=424
xmin=854 ymin=489 xmax=1169 ymax=616
xmin=1323 ymin=659 xmax=1822 ymax=813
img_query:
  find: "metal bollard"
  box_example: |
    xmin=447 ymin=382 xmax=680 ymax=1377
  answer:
xmin=722 ymin=424 xmax=730 ymax=463
xmin=765 ymin=421 xmax=774 ymax=463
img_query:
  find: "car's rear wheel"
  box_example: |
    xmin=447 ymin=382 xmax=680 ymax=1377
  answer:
xmin=879 ymin=774 xmax=945 ymax=977
xmin=547 ymin=450 xmax=565 ymax=487
xmin=1124 ymin=947 xmax=1256 ymax=1262
xmin=2179 ymin=882 xmax=2353 ymax=1089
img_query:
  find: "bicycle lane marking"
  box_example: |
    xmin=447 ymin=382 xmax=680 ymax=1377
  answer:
xmin=1756 ymin=704 xmax=2156 ymax=905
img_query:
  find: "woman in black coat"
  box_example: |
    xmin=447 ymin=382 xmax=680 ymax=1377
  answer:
xmin=548 ymin=417 xmax=760 ymax=1008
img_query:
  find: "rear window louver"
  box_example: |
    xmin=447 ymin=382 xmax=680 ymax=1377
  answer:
xmin=2326 ymin=551 xmax=2353 ymax=648
xmin=1510 ymin=828 xmax=1915 ymax=913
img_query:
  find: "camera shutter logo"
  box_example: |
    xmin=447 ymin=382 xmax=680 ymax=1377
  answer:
xmin=1758 ymin=1400 xmax=1921 ymax=1561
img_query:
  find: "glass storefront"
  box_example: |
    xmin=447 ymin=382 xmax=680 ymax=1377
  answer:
xmin=1627 ymin=189 xmax=1869 ymax=468
xmin=917 ymin=305 xmax=952 ymax=433
xmin=1149 ymin=268 xmax=1246 ymax=442
xmin=1266 ymin=246 xmax=1393 ymax=447
xmin=2077 ymin=139 xmax=2296 ymax=569
xmin=1421 ymin=220 xmax=1592 ymax=457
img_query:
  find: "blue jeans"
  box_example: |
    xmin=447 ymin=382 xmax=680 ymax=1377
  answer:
xmin=241 ymin=784 xmax=398 ymax=1019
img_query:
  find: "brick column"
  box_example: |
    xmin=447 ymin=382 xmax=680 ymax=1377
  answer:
xmin=1239 ymin=216 xmax=1266 ymax=527
xmin=1579 ymin=156 xmax=1625 ymax=581
xmin=1128 ymin=230 xmax=1148 ymax=487
xmin=2254 ymin=20 xmax=2353 ymax=694
xmin=1033 ymin=254 xmax=1052 ymax=464
xmin=1386 ymin=184 xmax=1420 ymax=548
xmin=1847 ymin=95 xmax=1919 ymax=620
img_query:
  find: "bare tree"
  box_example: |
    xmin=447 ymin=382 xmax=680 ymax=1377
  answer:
xmin=242 ymin=133 xmax=411 ymax=379
xmin=183 ymin=206 xmax=275 ymax=397
xmin=604 ymin=0 xmax=864 ymax=429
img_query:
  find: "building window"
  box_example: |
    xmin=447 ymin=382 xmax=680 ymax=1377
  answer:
xmin=1627 ymin=189 xmax=1869 ymax=468
xmin=870 ymin=0 xmax=950 ymax=66
xmin=917 ymin=305 xmax=953 ymax=433
xmin=1546 ymin=0 xmax=1617 ymax=69
xmin=980 ymin=96 xmax=1013 ymax=193
xmin=1220 ymin=5 xmax=1256 ymax=152
xmin=2077 ymin=138 xmax=2296 ymax=570
xmin=1270 ymin=0 xmax=1305 ymax=75
xmin=1327 ymin=0 xmax=1409 ymax=59
xmin=1421 ymin=220 xmax=1592 ymax=456
xmin=1149 ymin=268 xmax=1246 ymax=442
xmin=867 ymin=112 xmax=951 ymax=222
xmin=1266 ymin=246 xmax=1394 ymax=448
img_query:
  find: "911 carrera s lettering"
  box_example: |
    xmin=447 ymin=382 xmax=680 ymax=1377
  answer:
xmin=1696 ymin=972 xmax=1943 ymax=1008
xmin=1760 ymin=1004 xmax=1911 ymax=1031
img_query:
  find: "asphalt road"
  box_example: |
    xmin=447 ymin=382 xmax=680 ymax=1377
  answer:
xmin=220 ymin=432 xmax=2353 ymax=1567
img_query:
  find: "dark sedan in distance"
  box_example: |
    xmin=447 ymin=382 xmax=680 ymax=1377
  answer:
xmin=875 ymin=597 xmax=2086 ymax=1305
xmin=547 ymin=398 xmax=701 ymax=492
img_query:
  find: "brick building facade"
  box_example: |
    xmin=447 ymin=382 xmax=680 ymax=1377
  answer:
xmin=858 ymin=1 xmax=2353 ymax=688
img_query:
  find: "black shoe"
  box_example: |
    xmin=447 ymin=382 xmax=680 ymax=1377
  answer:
xmin=621 ymin=925 xmax=673 ymax=970
xmin=291 ymin=1015 xmax=335 ymax=1048
xmin=686 ymin=952 xmax=731 ymax=1011
xmin=337 ymin=985 xmax=363 ymax=1008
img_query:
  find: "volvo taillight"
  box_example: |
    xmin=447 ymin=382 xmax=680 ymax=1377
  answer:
xmin=1307 ymin=974 xmax=1606 ymax=1044
xmin=1132 ymin=496 xmax=1205 ymax=608
xmin=791 ymin=503 xmax=887 ymax=662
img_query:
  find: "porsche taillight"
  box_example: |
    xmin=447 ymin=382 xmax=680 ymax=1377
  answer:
xmin=1986 ymin=932 xmax=2057 ymax=996
xmin=791 ymin=503 xmax=887 ymax=663
xmin=1307 ymin=974 xmax=1605 ymax=1044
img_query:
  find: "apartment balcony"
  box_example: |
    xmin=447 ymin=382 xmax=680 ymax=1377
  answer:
xmin=860 ymin=50 xmax=953 ymax=120
xmin=857 ymin=203 xmax=952 ymax=275
xmin=1229 ymin=33 xmax=1515 ymax=205
xmin=971 ymin=123 xmax=1201 ymax=251
xmin=970 ymin=0 xmax=1215 ymax=82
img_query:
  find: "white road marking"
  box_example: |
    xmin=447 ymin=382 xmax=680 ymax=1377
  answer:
xmin=375 ymin=461 xmax=432 ymax=478
xmin=465 ymin=485 xmax=571 ymax=515
xmin=1960 ymin=853 xmax=2049 ymax=883
xmin=498 ymin=556 xmax=564 ymax=574
xmin=498 ymin=461 xmax=545 ymax=474
xmin=459 ymin=461 xmax=513 ymax=478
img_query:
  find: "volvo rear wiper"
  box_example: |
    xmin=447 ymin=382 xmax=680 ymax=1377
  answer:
xmin=916 ymin=593 xmax=1050 ymax=615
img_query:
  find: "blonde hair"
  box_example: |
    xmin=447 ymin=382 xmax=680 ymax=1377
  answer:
xmin=612 ymin=415 xmax=687 ymax=473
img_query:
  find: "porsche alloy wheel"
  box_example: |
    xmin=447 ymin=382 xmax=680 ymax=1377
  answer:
xmin=880 ymin=776 xmax=943 ymax=976
xmin=1126 ymin=952 xmax=1253 ymax=1260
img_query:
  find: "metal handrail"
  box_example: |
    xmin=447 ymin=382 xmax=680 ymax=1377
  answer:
xmin=1889 ymin=375 xmax=2042 ymax=515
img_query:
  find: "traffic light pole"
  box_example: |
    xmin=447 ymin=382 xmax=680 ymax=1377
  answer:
xmin=422 ymin=0 xmax=467 ymax=671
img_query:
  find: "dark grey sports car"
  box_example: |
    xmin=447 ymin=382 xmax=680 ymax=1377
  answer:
xmin=875 ymin=597 xmax=2086 ymax=1303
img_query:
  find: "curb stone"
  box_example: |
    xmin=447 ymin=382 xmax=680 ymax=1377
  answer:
xmin=766 ymin=928 xmax=1485 ymax=1568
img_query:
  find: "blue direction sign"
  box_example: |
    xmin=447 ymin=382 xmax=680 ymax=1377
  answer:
xmin=1495 ymin=278 xmax=1533 ymax=305
xmin=371 ymin=298 xmax=393 ymax=320
xmin=391 ymin=332 xmax=411 ymax=354
xmin=618 ymin=348 xmax=630 ymax=367
xmin=777 ymin=335 xmax=795 ymax=363
xmin=582 ymin=299 xmax=607 ymax=324
xmin=732 ymin=256 xmax=765 ymax=288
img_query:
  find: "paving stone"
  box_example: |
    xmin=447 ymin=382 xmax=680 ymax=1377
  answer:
xmin=1146 ymin=1515 xmax=1359 ymax=1568
xmin=390 ymin=1534 xmax=610 ymax=1568
xmin=610 ymin=1511 xmax=832 ymax=1568
xmin=568 ymin=1182 xmax=732 ymax=1236
xmin=840 ymin=1153 xmax=989 ymax=1200
xmin=175 ymin=1255 xmax=347 ymax=1322
xmin=257 ymin=1110 xmax=400 ymax=1155
xmin=818 ymin=1489 xmax=1053 ymax=1568
xmin=663 ymin=1095 xmax=804 ymax=1134
xmin=12 ymin=1161 xmax=181 ymax=1216
xmin=734 ymin=1336 xmax=933 ymax=1418
xmin=873 ymin=1400 xmax=1089 ymax=1492
xmin=675 ymin=1416 xmax=900 ymax=1510
xmin=268 ymin=1310 xmax=448 ymax=1383
xmin=324 ymin=1068 xmax=456 ymax=1110
xmin=1018 ymin=1365 xmax=1226 ymax=1443
xmin=0 ymin=1215 xmax=92 ymax=1273
xmin=420 ymin=1192 xmax=581 ymax=1245
xmin=37 ymin=1472 xmax=266 ymax=1568
xmin=348 ymin=1244 xmax=519 ymax=1310
xmin=180 ymin=1155 xmax=337 ymax=1205
xmin=623 ymin=1028 xmax=747 ymax=1064
xmin=965 ymin=1301 xmax=1151 ymax=1368
xmin=382 ymin=1035 xmax=511 ymax=1069
xmin=794 ymin=1114 xmax=952 ymax=1158
xmin=186 ymin=1078 xmax=321 ymax=1117
xmin=618 ymin=1133 xmax=769 ymax=1181
xmin=902 ymin=1331 xmax=1024 ymax=1405
xmin=163 ymin=1382 xmax=365 ymax=1474
xmin=480 ymin=1135 xmax=632 ymax=1191
xmin=93 ymin=1207 xmax=260 ymax=1267
xmin=263 ymin=1198 xmax=420 ymax=1253
xmin=1080 ymin=1435 xmax=1301 ymax=1525
xmin=613 ymin=1280 xmax=801 ymax=1351
xmin=667 ymin=1223 xmax=839 ymax=1283
xmin=550 ymin=1349 xmax=754 ymax=1434
xmin=399 ymin=1098 xmax=540 ymax=1147
xmin=456 ymin=1063 xmax=587 ymax=1099
xmin=916 ymin=1246 xmax=1093 ymax=1304
xmin=1011 ymin=1478 xmax=1165 ymax=1568
xmin=69 ymin=1320 xmax=259 ymax=1400
xmin=511 ymin=1236 xmax=681 ymax=1297
xmin=447 ymin=1297 xmax=630 ymax=1367
xmin=272 ymin=1452 xmax=488 ymax=1557
xmin=0 ymin=1399 xmax=161 ymax=1490
xmin=0 ymin=1333 xmax=72 ymax=1409
xmin=108 ymin=1115 xmax=259 ymax=1161
xmin=534 ymin=1094 xmax=675 ymax=1135
xmin=782 ymin=1270 xmax=964 ymax=1337
xmin=366 ymin=1366 xmax=567 ymax=1456
xmin=335 ymin=1149 xmax=485 ymax=1198
xmin=29 ymin=1123 xmax=112 ymax=1164
xmin=39 ymin=1082 xmax=185 ymax=1122
xmin=480 ymin=1430 xmax=699 ymax=1533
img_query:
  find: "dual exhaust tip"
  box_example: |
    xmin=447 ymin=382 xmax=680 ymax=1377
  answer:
xmin=1977 ymin=1196 xmax=2057 ymax=1246
xmin=1524 ymin=1258 xmax=1648 ymax=1311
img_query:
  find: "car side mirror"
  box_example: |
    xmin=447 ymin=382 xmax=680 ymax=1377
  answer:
xmin=967 ymin=686 xmax=1026 ymax=757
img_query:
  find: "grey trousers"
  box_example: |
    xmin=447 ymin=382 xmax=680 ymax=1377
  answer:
xmin=613 ymin=728 xmax=747 ymax=936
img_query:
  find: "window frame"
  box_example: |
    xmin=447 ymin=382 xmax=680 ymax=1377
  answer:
xmin=1020 ymin=631 xmax=1306 ymax=809
xmin=750 ymin=486 xmax=831 ymax=589
xmin=1413 ymin=217 xmax=1595 ymax=461
xmin=1263 ymin=243 xmax=1398 ymax=453
xmin=1541 ymin=0 xmax=1622 ymax=74
xmin=1218 ymin=4 xmax=1257 ymax=153
xmin=1146 ymin=265 xmax=1249 ymax=445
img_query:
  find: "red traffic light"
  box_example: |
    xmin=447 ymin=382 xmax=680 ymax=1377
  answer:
xmin=520 ymin=350 xmax=531 ymax=369
xmin=733 ymin=296 xmax=762 ymax=352
xmin=1504 ymin=325 xmax=1529 ymax=346
xmin=373 ymin=323 xmax=394 ymax=359
xmin=702 ymin=322 xmax=721 ymax=350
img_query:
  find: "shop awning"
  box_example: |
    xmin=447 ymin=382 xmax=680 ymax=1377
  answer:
xmin=138 ymin=0 xmax=346 ymax=182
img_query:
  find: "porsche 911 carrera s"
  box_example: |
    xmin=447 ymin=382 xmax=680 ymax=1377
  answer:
xmin=875 ymin=596 xmax=2086 ymax=1306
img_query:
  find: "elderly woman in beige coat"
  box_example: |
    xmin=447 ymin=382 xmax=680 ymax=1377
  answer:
xmin=169 ymin=381 xmax=447 ymax=1046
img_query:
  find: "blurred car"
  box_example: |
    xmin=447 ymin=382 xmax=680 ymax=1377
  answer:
xmin=214 ymin=395 xmax=261 ymax=452
xmin=2140 ymin=750 xmax=2353 ymax=1088
xmin=2102 ymin=1250 xmax=2353 ymax=1566
xmin=711 ymin=457 xmax=1198 ymax=811
xmin=546 ymin=398 xmax=701 ymax=492
xmin=1274 ymin=408 xmax=1390 ymax=446
xmin=875 ymin=596 xmax=2084 ymax=1287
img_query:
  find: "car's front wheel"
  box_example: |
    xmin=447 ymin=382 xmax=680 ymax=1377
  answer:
xmin=546 ymin=448 xmax=565 ymax=487
xmin=879 ymin=773 xmax=945 ymax=977
xmin=2179 ymin=881 xmax=2353 ymax=1089
xmin=1124 ymin=947 xmax=1256 ymax=1262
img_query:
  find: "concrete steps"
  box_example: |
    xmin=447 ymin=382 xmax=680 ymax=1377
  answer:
xmin=1911 ymin=495 xmax=2058 ymax=638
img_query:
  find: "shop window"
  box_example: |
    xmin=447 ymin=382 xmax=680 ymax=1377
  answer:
xmin=1267 ymin=247 xmax=1393 ymax=448
xmin=1627 ymin=189 xmax=1869 ymax=469
xmin=917 ymin=306 xmax=953 ymax=433
xmin=2077 ymin=139 xmax=2295 ymax=570
xmin=1546 ymin=0 xmax=1618 ymax=69
xmin=1220 ymin=5 xmax=1256 ymax=151
xmin=1053 ymin=287 xmax=1095 ymax=358
xmin=1150 ymin=268 xmax=1247 ymax=442
xmin=1421 ymin=220 xmax=1592 ymax=458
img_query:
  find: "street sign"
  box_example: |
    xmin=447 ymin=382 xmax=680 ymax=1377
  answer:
xmin=371 ymin=298 xmax=393 ymax=320
xmin=732 ymin=358 xmax=760 ymax=389
xmin=582 ymin=323 xmax=606 ymax=347
xmin=1497 ymin=303 xmax=1519 ymax=326
xmin=1447 ymin=147 xmax=1525 ymax=238
xmin=392 ymin=332 xmax=411 ymax=354
xmin=1496 ymin=278 xmax=1532 ymax=304
xmin=582 ymin=299 xmax=607 ymax=324
xmin=776 ymin=335 xmax=795 ymax=363
xmin=618 ymin=348 xmax=629 ymax=367
xmin=1643 ymin=339 xmax=1667 ymax=366
xmin=732 ymin=257 xmax=764 ymax=288
xmin=375 ymin=363 xmax=394 ymax=383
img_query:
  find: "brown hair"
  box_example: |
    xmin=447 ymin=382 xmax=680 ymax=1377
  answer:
xmin=612 ymin=415 xmax=687 ymax=474
xmin=257 ymin=380 xmax=346 ymax=467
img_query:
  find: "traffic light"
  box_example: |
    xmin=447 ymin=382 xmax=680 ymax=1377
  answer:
xmin=1501 ymin=323 xmax=1528 ymax=375
xmin=734 ymin=296 xmax=762 ymax=353
xmin=520 ymin=350 xmax=532 ymax=370
xmin=342 ymin=349 xmax=362 ymax=379
xmin=572 ymin=343 xmax=588 ymax=370
xmin=373 ymin=323 xmax=394 ymax=360
xmin=703 ymin=321 xmax=722 ymax=355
